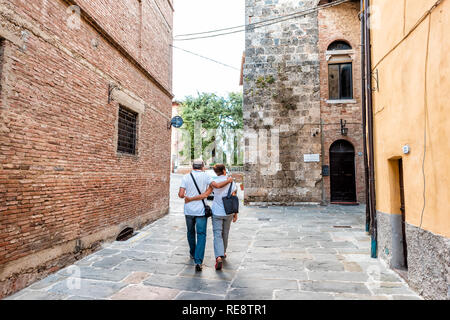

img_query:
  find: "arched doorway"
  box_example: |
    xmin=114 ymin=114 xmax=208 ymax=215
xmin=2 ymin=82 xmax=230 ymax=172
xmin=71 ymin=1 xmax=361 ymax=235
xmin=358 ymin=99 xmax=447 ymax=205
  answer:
xmin=330 ymin=140 xmax=357 ymax=203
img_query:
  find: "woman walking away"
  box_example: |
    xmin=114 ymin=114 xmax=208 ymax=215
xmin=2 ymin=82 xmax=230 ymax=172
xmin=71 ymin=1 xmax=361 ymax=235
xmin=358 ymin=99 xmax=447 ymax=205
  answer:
xmin=210 ymin=164 xmax=238 ymax=270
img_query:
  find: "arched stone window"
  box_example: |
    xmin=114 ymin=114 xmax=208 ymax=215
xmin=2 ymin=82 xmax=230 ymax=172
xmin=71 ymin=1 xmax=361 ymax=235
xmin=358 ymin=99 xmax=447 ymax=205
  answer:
xmin=326 ymin=40 xmax=354 ymax=101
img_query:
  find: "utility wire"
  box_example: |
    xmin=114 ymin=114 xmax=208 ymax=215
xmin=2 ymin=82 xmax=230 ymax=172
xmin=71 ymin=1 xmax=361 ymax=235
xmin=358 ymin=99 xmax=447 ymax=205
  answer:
xmin=171 ymin=45 xmax=239 ymax=71
xmin=174 ymin=0 xmax=350 ymax=41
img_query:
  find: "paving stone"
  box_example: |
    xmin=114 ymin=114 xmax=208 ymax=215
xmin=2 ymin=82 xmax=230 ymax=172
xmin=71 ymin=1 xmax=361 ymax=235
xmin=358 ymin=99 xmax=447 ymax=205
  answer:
xmin=29 ymin=273 xmax=69 ymax=290
xmin=225 ymin=288 xmax=274 ymax=300
xmin=167 ymin=255 xmax=195 ymax=265
xmin=14 ymin=291 xmax=68 ymax=300
xmin=342 ymin=261 xmax=363 ymax=272
xmin=378 ymin=271 xmax=403 ymax=283
xmin=114 ymin=260 xmax=155 ymax=273
xmin=236 ymin=269 xmax=308 ymax=281
xmin=319 ymin=241 xmax=358 ymax=249
xmin=253 ymin=240 xmax=292 ymax=248
xmin=95 ymin=248 xmax=121 ymax=256
xmin=333 ymin=293 xmax=390 ymax=300
xmin=92 ymin=256 xmax=128 ymax=269
xmin=311 ymin=254 xmax=341 ymax=262
xmin=231 ymin=277 xmax=298 ymax=290
xmin=153 ymin=263 xmax=187 ymax=276
xmin=274 ymin=290 xmax=334 ymax=300
xmin=122 ymin=272 xmax=152 ymax=284
xmin=176 ymin=291 xmax=225 ymax=300
xmin=119 ymin=250 xmax=162 ymax=261
xmin=299 ymin=280 xmax=371 ymax=295
xmin=392 ymin=295 xmax=423 ymax=300
xmin=179 ymin=266 xmax=236 ymax=282
xmin=132 ymin=243 xmax=173 ymax=253
xmin=48 ymin=279 xmax=126 ymax=299
xmin=66 ymin=267 xmax=131 ymax=282
xmin=143 ymin=274 xmax=229 ymax=294
xmin=110 ymin=284 xmax=179 ymax=300
xmin=307 ymin=248 xmax=338 ymax=254
xmin=308 ymin=272 xmax=368 ymax=282
xmin=306 ymin=260 xmax=345 ymax=272
xmin=369 ymin=282 xmax=418 ymax=295
xmin=66 ymin=296 xmax=103 ymax=300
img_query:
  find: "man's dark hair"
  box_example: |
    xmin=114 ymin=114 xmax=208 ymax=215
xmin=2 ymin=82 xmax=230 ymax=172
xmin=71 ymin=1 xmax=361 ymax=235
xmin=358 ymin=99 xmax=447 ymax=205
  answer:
xmin=213 ymin=164 xmax=226 ymax=176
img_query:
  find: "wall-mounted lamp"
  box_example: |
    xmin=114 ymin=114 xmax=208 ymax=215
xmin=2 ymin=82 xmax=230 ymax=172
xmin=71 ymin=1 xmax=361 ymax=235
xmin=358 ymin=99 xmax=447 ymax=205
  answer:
xmin=340 ymin=119 xmax=348 ymax=136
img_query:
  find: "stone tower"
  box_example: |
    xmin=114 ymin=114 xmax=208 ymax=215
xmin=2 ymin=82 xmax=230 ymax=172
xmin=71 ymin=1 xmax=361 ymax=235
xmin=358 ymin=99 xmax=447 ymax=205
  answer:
xmin=243 ymin=0 xmax=322 ymax=205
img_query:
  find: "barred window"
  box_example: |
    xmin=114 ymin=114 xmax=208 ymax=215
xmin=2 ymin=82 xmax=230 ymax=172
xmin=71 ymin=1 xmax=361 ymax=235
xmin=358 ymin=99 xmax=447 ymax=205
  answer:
xmin=117 ymin=105 xmax=138 ymax=155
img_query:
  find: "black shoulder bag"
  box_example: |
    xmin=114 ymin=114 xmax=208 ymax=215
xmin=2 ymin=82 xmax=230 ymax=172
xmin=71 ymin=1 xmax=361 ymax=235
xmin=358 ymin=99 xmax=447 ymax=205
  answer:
xmin=222 ymin=182 xmax=239 ymax=215
xmin=190 ymin=172 xmax=213 ymax=218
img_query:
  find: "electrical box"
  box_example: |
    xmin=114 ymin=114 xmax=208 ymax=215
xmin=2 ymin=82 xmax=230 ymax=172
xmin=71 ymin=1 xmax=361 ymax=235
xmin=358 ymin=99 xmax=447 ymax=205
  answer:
xmin=402 ymin=145 xmax=410 ymax=154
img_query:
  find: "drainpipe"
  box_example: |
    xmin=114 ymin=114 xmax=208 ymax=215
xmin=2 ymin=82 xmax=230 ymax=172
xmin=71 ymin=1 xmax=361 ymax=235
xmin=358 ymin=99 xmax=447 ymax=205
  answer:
xmin=364 ymin=0 xmax=377 ymax=258
xmin=360 ymin=0 xmax=370 ymax=234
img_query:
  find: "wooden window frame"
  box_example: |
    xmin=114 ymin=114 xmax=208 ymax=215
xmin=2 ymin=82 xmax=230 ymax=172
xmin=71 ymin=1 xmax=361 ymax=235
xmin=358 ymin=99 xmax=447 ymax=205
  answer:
xmin=328 ymin=62 xmax=353 ymax=101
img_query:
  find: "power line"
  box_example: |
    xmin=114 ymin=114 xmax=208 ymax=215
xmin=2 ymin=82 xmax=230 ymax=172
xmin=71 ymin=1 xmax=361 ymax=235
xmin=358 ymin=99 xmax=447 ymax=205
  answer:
xmin=171 ymin=45 xmax=239 ymax=71
xmin=175 ymin=0 xmax=349 ymax=38
xmin=174 ymin=0 xmax=350 ymax=41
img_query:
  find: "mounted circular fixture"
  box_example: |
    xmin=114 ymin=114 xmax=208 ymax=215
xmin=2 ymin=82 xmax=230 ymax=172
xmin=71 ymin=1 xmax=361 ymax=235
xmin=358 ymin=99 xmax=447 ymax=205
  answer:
xmin=168 ymin=116 xmax=184 ymax=129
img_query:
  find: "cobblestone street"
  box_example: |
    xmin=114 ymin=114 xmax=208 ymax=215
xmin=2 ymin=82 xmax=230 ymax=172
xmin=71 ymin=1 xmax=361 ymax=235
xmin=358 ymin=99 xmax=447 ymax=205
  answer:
xmin=6 ymin=174 xmax=421 ymax=300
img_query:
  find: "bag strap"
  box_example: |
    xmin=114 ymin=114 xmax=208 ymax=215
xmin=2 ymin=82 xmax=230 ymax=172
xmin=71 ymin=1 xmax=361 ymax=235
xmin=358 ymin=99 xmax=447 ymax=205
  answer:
xmin=190 ymin=172 xmax=207 ymax=209
xmin=226 ymin=181 xmax=233 ymax=198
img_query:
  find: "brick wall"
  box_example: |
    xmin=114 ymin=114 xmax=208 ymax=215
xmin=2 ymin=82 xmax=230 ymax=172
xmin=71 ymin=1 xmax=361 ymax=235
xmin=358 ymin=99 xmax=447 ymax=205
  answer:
xmin=0 ymin=0 xmax=173 ymax=298
xmin=318 ymin=2 xmax=365 ymax=203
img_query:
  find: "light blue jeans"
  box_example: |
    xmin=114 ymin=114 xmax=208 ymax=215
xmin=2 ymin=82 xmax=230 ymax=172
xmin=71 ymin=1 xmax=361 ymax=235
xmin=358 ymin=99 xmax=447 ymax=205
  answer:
xmin=212 ymin=215 xmax=233 ymax=258
xmin=185 ymin=215 xmax=207 ymax=265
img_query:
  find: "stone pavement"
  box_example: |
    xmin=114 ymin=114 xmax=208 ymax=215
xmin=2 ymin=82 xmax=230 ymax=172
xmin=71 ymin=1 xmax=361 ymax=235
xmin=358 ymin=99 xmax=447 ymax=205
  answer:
xmin=5 ymin=174 xmax=421 ymax=300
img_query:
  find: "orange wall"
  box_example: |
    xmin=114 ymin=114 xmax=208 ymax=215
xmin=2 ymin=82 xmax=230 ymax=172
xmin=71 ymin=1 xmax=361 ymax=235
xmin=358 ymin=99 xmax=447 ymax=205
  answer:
xmin=370 ymin=0 xmax=450 ymax=237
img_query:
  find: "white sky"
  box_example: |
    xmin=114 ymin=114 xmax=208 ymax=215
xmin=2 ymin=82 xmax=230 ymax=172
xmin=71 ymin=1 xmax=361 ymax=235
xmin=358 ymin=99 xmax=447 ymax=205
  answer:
xmin=172 ymin=0 xmax=245 ymax=101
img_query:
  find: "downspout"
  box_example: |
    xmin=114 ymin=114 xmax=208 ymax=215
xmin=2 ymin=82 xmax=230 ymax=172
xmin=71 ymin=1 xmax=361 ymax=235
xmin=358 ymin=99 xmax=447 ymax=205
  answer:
xmin=364 ymin=0 xmax=377 ymax=258
xmin=360 ymin=0 xmax=370 ymax=234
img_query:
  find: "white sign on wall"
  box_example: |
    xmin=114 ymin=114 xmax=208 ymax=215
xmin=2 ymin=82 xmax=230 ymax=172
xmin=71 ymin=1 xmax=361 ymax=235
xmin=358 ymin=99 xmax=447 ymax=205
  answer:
xmin=304 ymin=154 xmax=320 ymax=163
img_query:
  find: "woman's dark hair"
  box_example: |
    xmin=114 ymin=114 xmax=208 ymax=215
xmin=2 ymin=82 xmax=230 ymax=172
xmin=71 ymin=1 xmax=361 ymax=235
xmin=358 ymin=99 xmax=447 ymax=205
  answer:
xmin=213 ymin=164 xmax=226 ymax=176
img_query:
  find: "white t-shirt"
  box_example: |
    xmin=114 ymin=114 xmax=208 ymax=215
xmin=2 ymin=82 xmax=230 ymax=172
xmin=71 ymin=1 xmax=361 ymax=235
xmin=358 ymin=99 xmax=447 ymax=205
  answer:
xmin=211 ymin=175 xmax=237 ymax=217
xmin=180 ymin=170 xmax=213 ymax=216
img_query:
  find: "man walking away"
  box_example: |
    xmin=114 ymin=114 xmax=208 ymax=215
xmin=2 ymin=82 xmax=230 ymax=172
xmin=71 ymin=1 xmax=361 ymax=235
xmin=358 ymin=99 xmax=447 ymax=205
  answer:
xmin=178 ymin=160 xmax=232 ymax=271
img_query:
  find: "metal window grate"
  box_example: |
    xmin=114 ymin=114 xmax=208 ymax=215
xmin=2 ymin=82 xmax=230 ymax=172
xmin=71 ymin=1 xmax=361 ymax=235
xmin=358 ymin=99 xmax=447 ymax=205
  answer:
xmin=117 ymin=106 xmax=137 ymax=155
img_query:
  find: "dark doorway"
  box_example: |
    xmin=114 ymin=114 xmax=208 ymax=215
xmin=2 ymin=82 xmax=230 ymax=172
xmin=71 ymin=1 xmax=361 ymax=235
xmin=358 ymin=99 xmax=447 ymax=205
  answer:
xmin=330 ymin=140 xmax=357 ymax=203
xmin=398 ymin=159 xmax=408 ymax=269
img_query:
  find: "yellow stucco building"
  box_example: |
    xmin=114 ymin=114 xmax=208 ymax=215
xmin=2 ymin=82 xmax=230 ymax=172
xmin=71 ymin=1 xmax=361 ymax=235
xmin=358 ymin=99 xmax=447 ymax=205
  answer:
xmin=368 ymin=0 xmax=449 ymax=299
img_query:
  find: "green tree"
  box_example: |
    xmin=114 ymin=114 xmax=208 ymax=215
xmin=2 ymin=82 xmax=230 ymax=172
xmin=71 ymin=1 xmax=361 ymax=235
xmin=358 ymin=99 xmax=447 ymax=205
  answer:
xmin=179 ymin=92 xmax=243 ymax=164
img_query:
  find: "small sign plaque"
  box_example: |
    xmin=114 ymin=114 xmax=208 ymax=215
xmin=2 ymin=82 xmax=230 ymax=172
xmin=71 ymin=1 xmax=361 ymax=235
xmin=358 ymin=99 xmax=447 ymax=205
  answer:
xmin=304 ymin=154 xmax=320 ymax=163
xmin=322 ymin=165 xmax=330 ymax=176
xmin=170 ymin=116 xmax=184 ymax=128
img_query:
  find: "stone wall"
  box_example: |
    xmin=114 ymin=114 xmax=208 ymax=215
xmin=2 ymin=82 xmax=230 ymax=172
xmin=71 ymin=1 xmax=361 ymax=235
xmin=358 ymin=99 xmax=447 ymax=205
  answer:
xmin=244 ymin=0 xmax=364 ymax=205
xmin=378 ymin=211 xmax=450 ymax=300
xmin=0 ymin=0 xmax=173 ymax=298
xmin=244 ymin=0 xmax=322 ymax=204
xmin=406 ymin=224 xmax=450 ymax=300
